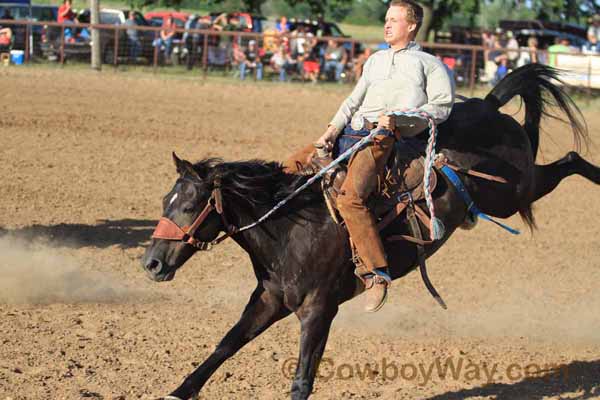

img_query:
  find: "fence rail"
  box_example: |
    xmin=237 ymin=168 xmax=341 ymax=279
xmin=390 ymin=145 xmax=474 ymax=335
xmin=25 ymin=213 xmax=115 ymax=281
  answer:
xmin=1 ymin=18 xmax=599 ymax=96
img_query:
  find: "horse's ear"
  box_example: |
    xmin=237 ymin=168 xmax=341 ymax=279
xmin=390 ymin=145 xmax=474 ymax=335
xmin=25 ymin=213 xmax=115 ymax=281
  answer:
xmin=172 ymin=152 xmax=201 ymax=180
xmin=172 ymin=152 xmax=184 ymax=173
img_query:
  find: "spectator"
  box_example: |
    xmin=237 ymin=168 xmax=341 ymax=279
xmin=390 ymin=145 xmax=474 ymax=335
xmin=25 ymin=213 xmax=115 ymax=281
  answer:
xmin=485 ymin=34 xmax=508 ymax=85
xmin=302 ymin=40 xmax=320 ymax=83
xmin=57 ymin=0 xmax=78 ymax=42
xmin=213 ymin=13 xmax=240 ymax=32
xmin=505 ymin=31 xmax=519 ymax=67
xmin=488 ymin=40 xmax=508 ymax=85
xmin=276 ymin=16 xmax=290 ymax=34
xmin=323 ymin=39 xmax=347 ymax=82
xmin=240 ymin=40 xmax=262 ymax=80
xmin=231 ymin=42 xmax=246 ymax=73
xmin=290 ymin=24 xmax=307 ymax=59
xmin=153 ymin=15 xmax=176 ymax=62
xmin=517 ymin=36 xmax=539 ymax=66
xmin=292 ymin=30 xmax=313 ymax=77
xmin=0 ymin=24 xmax=12 ymax=51
xmin=547 ymin=37 xmax=571 ymax=67
xmin=587 ymin=14 xmax=600 ymax=53
xmin=480 ymin=30 xmax=497 ymax=82
xmin=124 ymin=11 xmax=141 ymax=64
xmin=270 ymin=45 xmax=293 ymax=81
xmin=1 ymin=8 xmax=14 ymax=20
xmin=57 ymin=0 xmax=76 ymax=23
xmin=183 ymin=14 xmax=210 ymax=70
xmin=353 ymin=47 xmax=372 ymax=81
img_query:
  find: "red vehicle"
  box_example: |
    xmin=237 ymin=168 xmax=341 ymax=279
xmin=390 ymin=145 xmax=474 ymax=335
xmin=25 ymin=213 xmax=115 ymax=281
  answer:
xmin=144 ymin=11 xmax=189 ymax=31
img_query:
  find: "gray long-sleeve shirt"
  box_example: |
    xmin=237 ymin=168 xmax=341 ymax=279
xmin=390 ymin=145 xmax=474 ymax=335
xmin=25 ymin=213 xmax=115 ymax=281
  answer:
xmin=330 ymin=42 xmax=455 ymax=136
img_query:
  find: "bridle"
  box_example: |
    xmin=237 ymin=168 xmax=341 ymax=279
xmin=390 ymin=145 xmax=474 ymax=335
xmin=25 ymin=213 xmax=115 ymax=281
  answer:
xmin=151 ymin=178 xmax=238 ymax=251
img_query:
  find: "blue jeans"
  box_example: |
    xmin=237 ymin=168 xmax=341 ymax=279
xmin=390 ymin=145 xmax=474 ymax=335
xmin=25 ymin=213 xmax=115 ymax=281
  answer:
xmin=324 ymin=60 xmax=344 ymax=81
xmin=240 ymin=62 xmax=263 ymax=80
xmin=153 ymin=37 xmax=172 ymax=58
xmin=128 ymin=38 xmax=141 ymax=60
xmin=162 ymin=37 xmax=173 ymax=58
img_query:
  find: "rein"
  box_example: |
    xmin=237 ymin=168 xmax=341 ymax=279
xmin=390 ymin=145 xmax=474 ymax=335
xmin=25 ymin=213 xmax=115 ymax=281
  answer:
xmin=151 ymin=178 xmax=238 ymax=250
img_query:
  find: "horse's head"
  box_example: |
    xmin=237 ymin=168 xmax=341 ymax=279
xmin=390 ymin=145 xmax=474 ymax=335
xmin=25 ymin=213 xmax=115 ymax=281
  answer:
xmin=141 ymin=153 xmax=225 ymax=282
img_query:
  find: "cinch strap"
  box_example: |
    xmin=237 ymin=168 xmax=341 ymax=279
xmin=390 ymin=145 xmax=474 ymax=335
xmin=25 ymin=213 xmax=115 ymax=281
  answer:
xmin=440 ymin=165 xmax=520 ymax=235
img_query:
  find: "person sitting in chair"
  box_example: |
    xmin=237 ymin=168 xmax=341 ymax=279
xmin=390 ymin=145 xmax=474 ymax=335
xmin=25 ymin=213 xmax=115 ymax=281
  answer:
xmin=0 ymin=24 xmax=12 ymax=51
xmin=283 ymin=0 xmax=454 ymax=312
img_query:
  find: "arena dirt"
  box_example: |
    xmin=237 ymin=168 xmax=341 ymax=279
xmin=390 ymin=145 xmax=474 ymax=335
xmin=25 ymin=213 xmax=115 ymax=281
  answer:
xmin=1 ymin=67 xmax=599 ymax=399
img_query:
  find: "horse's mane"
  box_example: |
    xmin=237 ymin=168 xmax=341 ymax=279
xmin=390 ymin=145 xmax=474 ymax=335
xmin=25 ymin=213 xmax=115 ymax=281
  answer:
xmin=192 ymin=158 xmax=322 ymax=209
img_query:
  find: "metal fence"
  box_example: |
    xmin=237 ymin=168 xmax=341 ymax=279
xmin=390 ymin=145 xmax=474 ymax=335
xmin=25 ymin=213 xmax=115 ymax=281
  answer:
xmin=1 ymin=18 xmax=599 ymax=96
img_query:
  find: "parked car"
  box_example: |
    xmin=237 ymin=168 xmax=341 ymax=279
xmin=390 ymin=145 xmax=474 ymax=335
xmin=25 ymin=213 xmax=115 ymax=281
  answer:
xmin=144 ymin=10 xmax=188 ymax=33
xmin=0 ymin=3 xmax=57 ymax=55
xmin=287 ymin=17 xmax=361 ymax=55
xmin=41 ymin=9 xmax=157 ymax=64
xmin=499 ymin=20 xmax=588 ymax=49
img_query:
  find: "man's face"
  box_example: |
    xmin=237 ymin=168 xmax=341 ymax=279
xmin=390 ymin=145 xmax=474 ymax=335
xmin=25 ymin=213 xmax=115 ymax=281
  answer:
xmin=384 ymin=5 xmax=416 ymax=47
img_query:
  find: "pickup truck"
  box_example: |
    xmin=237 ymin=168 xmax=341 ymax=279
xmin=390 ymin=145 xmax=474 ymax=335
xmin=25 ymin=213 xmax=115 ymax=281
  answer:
xmin=41 ymin=9 xmax=157 ymax=64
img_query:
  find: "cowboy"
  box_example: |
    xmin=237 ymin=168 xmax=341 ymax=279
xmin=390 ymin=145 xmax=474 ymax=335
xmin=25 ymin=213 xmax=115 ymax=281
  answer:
xmin=283 ymin=0 xmax=454 ymax=312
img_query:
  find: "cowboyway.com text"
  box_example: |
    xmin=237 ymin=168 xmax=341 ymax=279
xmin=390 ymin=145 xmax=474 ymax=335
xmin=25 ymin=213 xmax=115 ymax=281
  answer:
xmin=280 ymin=356 xmax=570 ymax=385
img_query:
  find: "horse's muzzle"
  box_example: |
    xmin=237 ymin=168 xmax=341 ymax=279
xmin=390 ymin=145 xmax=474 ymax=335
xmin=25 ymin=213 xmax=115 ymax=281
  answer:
xmin=143 ymin=257 xmax=175 ymax=282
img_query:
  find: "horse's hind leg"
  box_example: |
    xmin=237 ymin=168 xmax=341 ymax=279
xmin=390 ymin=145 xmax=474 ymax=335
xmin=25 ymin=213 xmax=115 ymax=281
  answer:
xmin=290 ymin=299 xmax=338 ymax=400
xmin=166 ymin=284 xmax=289 ymax=400
xmin=532 ymin=151 xmax=600 ymax=202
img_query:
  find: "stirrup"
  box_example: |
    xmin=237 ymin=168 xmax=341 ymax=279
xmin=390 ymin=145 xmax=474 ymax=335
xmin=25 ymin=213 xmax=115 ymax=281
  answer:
xmin=363 ymin=268 xmax=392 ymax=286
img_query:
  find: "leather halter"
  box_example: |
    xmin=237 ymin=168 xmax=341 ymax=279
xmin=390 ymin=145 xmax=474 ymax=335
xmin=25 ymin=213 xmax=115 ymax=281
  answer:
xmin=151 ymin=178 xmax=237 ymax=250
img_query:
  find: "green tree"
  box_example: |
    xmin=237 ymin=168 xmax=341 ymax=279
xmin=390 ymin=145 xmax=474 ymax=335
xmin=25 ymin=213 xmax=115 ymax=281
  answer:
xmin=387 ymin=0 xmax=481 ymax=42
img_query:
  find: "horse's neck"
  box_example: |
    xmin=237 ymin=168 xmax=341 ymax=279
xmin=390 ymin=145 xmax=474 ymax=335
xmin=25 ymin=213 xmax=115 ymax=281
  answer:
xmin=230 ymin=200 xmax=328 ymax=269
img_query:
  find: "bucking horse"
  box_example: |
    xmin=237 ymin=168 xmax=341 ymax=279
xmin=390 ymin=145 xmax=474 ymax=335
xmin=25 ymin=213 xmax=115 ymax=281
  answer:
xmin=141 ymin=64 xmax=599 ymax=400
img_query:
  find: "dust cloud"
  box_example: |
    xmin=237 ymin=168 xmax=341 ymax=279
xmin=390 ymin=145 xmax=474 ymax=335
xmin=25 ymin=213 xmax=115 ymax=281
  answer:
xmin=0 ymin=237 xmax=144 ymax=304
xmin=335 ymin=273 xmax=600 ymax=344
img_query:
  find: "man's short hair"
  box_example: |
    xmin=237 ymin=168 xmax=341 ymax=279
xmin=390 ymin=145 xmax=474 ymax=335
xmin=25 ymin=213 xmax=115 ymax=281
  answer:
xmin=389 ymin=0 xmax=424 ymax=35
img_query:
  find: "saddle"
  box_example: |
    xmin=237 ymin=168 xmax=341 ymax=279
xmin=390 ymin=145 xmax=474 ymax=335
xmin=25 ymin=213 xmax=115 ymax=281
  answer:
xmin=312 ymin=137 xmax=437 ymax=231
xmin=307 ymin=136 xmax=448 ymax=308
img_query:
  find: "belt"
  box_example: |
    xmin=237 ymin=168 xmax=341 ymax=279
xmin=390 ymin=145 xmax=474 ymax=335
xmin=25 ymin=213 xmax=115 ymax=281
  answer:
xmin=349 ymin=117 xmax=400 ymax=139
xmin=351 ymin=117 xmax=378 ymax=131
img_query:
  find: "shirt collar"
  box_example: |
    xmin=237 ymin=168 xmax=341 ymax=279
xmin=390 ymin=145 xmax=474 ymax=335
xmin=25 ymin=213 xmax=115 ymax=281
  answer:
xmin=390 ymin=41 xmax=421 ymax=53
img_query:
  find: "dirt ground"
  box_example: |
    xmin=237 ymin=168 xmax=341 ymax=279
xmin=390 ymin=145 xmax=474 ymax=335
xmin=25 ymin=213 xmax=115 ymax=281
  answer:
xmin=1 ymin=67 xmax=600 ymax=400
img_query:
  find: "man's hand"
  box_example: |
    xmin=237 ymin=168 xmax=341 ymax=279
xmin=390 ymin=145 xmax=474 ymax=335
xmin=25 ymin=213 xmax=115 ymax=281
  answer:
xmin=315 ymin=125 xmax=339 ymax=151
xmin=378 ymin=113 xmax=396 ymax=131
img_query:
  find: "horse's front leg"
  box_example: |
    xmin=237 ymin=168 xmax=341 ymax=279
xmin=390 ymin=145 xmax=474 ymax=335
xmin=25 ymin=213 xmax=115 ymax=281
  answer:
xmin=164 ymin=284 xmax=290 ymax=400
xmin=290 ymin=297 xmax=338 ymax=400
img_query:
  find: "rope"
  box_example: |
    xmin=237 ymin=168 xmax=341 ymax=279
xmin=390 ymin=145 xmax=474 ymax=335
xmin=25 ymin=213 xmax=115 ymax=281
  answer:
xmin=236 ymin=110 xmax=444 ymax=240
xmin=236 ymin=125 xmax=383 ymax=234
xmin=390 ymin=109 xmax=444 ymax=240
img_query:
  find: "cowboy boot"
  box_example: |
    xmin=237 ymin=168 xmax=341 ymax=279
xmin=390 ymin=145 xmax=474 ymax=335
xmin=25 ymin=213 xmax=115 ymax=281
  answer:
xmin=362 ymin=268 xmax=392 ymax=313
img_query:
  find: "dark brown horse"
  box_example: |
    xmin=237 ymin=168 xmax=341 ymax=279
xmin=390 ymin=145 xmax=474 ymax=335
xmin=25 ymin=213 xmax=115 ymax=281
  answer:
xmin=141 ymin=64 xmax=599 ymax=400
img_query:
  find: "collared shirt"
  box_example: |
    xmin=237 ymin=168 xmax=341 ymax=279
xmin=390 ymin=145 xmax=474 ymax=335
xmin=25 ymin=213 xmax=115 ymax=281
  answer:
xmin=330 ymin=42 xmax=455 ymax=136
xmin=124 ymin=19 xmax=138 ymax=40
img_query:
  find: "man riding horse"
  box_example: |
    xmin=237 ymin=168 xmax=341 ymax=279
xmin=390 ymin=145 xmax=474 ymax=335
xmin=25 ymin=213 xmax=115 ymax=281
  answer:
xmin=283 ymin=0 xmax=455 ymax=312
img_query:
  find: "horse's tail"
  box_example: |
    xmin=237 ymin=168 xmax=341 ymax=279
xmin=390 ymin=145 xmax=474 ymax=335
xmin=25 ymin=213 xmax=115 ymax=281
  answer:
xmin=484 ymin=63 xmax=587 ymax=158
xmin=484 ymin=64 xmax=588 ymax=229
